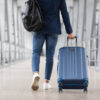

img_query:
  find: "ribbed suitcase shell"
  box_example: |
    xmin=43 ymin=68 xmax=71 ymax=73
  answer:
xmin=57 ymin=47 xmax=88 ymax=92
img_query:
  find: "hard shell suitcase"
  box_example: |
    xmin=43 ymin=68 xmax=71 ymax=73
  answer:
xmin=57 ymin=36 xmax=88 ymax=92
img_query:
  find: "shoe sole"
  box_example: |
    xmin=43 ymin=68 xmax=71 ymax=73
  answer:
xmin=43 ymin=85 xmax=51 ymax=90
xmin=31 ymin=76 xmax=40 ymax=91
xmin=43 ymin=87 xmax=52 ymax=90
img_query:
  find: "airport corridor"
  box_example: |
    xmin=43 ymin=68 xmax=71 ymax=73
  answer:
xmin=0 ymin=0 xmax=100 ymax=100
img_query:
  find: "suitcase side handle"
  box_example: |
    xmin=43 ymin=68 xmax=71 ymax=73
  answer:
xmin=67 ymin=36 xmax=78 ymax=46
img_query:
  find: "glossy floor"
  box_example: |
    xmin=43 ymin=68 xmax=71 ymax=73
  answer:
xmin=0 ymin=57 xmax=100 ymax=100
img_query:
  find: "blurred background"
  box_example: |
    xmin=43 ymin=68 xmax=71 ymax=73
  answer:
xmin=0 ymin=0 xmax=100 ymax=69
xmin=0 ymin=0 xmax=100 ymax=99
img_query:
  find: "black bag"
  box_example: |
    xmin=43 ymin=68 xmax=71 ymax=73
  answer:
xmin=22 ymin=0 xmax=43 ymax=32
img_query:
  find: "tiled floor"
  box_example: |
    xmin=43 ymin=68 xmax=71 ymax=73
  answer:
xmin=0 ymin=57 xmax=100 ymax=100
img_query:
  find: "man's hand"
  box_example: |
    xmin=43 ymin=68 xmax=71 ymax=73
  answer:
xmin=68 ymin=33 xmax=75 ymax=39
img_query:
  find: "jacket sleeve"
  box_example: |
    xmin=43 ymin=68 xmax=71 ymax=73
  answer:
xmin=60 ymin=0 xmax=73 ymax=34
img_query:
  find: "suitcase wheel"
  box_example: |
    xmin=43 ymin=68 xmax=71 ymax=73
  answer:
xmin=83 ymin=79 xmax=88 ymax=93
xmin=59 ymin=87 xmax=62 ymax=92
xmin=83 ymin=87 xmax=88 ymax=93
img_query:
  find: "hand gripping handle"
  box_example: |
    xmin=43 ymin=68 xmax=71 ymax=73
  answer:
xmin=67 ymin=36 xmax=78 ymax=46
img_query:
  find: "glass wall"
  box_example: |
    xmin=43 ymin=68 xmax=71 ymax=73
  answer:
xmin=0 ymin=0 xmax=32 ymax=67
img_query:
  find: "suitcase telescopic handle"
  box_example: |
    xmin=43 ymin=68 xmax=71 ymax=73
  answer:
xmin=67 ymin=36 xmax=78 ymax=46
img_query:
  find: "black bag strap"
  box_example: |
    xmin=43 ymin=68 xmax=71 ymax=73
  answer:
xmin=34 ymin=0 xmax=43 ymax=19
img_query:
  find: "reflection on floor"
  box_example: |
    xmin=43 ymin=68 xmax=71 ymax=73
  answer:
xmin=0 ymin=57 xmax=100 ymax=100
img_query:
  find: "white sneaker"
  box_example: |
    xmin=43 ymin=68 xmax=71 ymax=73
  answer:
xmin=43 ymin=83 xmax=51 ymax=90
xmin=31 ymin=73 xmax=40 ymax=90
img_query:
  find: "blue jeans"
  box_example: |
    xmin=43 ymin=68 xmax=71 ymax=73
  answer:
xmin=32 ymin=33 xmax=58 ymax=80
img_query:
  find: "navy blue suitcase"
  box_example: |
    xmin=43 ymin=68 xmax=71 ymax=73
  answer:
xmin=57 ymin=37 xmax=88 ymax=92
